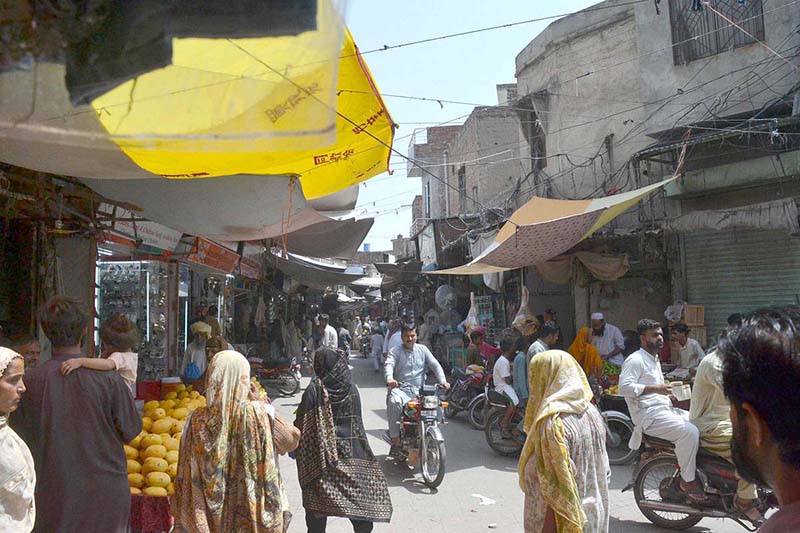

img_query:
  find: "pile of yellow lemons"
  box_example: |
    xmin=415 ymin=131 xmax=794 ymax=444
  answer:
xmin=125 ymin=384 xmax=206 ymax=497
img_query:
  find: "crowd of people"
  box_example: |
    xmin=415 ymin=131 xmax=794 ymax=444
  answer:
xmin=2 ymin=299 xmax=800 ymax=532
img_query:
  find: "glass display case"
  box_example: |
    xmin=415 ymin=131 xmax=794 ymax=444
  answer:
xmin=96 ymin=261 xmax=170 ymax=381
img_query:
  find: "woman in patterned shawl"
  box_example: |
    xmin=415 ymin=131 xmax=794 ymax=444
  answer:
xmin=173 ymin=350 xmax=287 ymax=533
xmin=518 ymin=350 xmax=610 ymax=533
xmin=294 ymin=348 xmax=392 ymax=533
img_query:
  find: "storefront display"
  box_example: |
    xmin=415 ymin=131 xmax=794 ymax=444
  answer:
xmin=96 ymin=261 xmax=172 ymax=382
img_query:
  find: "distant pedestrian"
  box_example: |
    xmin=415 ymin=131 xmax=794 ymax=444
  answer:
xmin=519 ymin=350 xmax=609 ymax=533
xmin=295 ymin=348 xmax=392 ymax=532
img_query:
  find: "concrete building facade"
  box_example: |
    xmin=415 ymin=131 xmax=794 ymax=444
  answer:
xmin=444 ymin=105 xmax=526 ymax=217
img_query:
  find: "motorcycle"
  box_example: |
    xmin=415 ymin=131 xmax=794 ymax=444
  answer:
xmin=383 ymin=383 xmax=448 ymax=489
xmin=248 ymin=355 xmax=301 ymax=397
xmin=625 ymin=434 xmax=777 ymax=531
xmin=465 ymin=374 xmax=492 ymax=430
xmin=444 ymin=365 xmax=486 ymax=420
xmin=482 ymin=384 xmax=637 ymax=460
xmin=595 ymin=387 xmax=637 ymax=465
xmin=483 ymin=389 xmax=526 ymax=456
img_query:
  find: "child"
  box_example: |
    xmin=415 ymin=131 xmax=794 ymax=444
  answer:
xmin=60 ymin=314 xmax=139 ymax=396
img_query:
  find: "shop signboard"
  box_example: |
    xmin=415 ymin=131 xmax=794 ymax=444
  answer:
xmin=185 ymin=237 xmax=241 ymax=273
xmin=100 ymin=205 xmax=183 ymax=256
xmin=239 ymin=256 xmax=262 ymax=279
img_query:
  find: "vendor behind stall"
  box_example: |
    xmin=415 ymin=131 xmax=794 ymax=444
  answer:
xmin=182 ymin=321 xmax=212 ymax=379
xmin=672 ymin=324 xmax=705 ymax=373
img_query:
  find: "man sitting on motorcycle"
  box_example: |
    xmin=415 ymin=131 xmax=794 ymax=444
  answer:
xmin=689 ymin=314 xmax=763 ymax=525
xmin=385 ymin=323 xmax=450 ymax=457
xmin=494 ymin=336 xmax=520 ymax=438
xmin=720 ymin=307 xmax=800 ymax=533
xmin=620 ymin=319 xmax=709 ymax=504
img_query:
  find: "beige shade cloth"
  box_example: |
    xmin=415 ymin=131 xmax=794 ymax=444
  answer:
xmin=83 ymin=174 xmax=373 ymax=258
xmin=536 ymin=252 xmax=630 ymax=285
xmin=431 ymin=178 xmax=675 ymax=275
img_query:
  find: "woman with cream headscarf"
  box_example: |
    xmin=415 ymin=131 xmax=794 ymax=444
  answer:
xmin=173 ymin=350 xmax=288 ymax=532
xmin=518 ymin=350 xmax=609 ymax=533
xmin=568 ymin=327 xmax=604 ymax=380
xmin=0 ymin=347 xmax=35 ymax=532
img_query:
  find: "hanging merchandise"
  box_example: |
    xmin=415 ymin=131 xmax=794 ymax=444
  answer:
xmin=512 ymin=286 xmax=540 ymax=337
xmin=463 ymin=292 xmax=479 ymax=333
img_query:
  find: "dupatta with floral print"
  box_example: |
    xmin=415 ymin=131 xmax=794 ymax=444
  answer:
xmin=173 ymin=350 xmax=284 ymax=533
xmin=518 ymin=350 xmax=593 ymax=533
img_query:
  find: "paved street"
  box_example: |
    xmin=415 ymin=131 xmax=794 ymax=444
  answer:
xmin=272 ymin=353 xmax=744 ymax=533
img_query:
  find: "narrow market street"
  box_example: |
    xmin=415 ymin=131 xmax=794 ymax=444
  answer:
xmin=272 ymin=353 xmax=743 ymax=533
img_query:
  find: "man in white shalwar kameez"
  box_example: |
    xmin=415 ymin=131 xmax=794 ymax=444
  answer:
xmin=620 ymin=319 xmax=709 ymax=503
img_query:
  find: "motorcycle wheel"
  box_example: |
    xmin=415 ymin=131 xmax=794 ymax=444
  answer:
xmin=634 ymin=455 xmax=703 ymax=530
xmin=468 ymin=396 xmax=486 ymax=430
xmin=605 ymin=416 xmax=637 ymax=465
xmin=484 ymin=408 xmax=523 ymax=456
xmin=420 ymin=433 xmax=446 ymax=489
xmin=275 ymin=371 xmax=301 ymax=396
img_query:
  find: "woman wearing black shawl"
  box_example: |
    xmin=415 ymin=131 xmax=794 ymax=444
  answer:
xmin=294 ymin=348 xmax=393 ymax=532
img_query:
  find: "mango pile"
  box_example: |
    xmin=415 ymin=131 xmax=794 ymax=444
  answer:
xmin=125 ymin=384 xmax=206 ymax=497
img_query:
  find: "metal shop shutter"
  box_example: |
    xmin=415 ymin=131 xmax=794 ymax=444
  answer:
xmin=683 ymin=230 xmax=800 ymax=339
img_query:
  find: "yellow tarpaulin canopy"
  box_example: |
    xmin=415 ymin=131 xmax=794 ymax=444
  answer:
xmin=432 ymin=178 xmax=676 ymax=275
xmin=94 ymin=28 xmax=394 ymax=198
xmin=0 ymin=2 xmax=393 ymax=200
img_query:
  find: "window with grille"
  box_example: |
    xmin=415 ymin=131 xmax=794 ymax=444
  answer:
xmin=668 ymin=0 xmax=764 ymax=65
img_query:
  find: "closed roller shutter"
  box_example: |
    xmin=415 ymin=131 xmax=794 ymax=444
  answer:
xmin=683 ymin=230 xmax=800 ymax=338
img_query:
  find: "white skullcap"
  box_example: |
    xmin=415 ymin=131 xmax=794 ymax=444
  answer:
xmin=590 ymin=312 xmax=605 ymax=321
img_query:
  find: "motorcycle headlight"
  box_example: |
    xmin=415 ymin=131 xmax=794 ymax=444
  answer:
xmin=422 ymin=396 xmax=439 ymax=409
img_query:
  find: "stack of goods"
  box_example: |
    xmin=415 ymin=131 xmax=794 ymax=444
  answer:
xmin=125 ymin=384 xmax=206 ymax=496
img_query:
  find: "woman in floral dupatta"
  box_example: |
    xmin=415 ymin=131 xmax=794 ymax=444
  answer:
xmin=518 ymin=350 xmax=610 ymax=533
xmin=294 ymin=348 xmax=392 ymax=532
xmin=173 ymin=350 xmax=287 ymax=533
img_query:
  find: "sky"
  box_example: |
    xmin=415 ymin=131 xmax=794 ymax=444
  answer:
xmin=345 ymin=0 xmax=599 ymax=252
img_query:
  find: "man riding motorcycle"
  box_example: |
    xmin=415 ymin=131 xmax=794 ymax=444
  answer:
xmin=385 ymin=323 xmax=449 ymax=457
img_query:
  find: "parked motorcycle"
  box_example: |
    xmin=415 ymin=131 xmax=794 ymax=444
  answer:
xmin=483 ymin=389 xmax=525 ymax=456
xmin=249 ymin=355 xmax=301 ymax=396
xmin=596 ymin=390 xmax=636 ymax=465
xmin=444 ymin=366 xmax=486 ymax=419
xmin=383 ymin=383 xmax=448 ymax=489
xmin=465 ymin=374 xmax=493 ymax=430
xmin=624 ymin=434 xmax=777 ymax=531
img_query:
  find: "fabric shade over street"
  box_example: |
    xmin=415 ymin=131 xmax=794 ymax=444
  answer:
xmin=0 ymin=20 xmax=393 ymax=199
xmin=269 ymin=252 xmax=364 ymax=289
xmin=83 ymin=175 xmax=372 ymax=258
xmin=431 ymin=177 xmax=676 ymax=275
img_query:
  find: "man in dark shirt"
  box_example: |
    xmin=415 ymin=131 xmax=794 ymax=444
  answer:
xmin=13 ymin=296 xmax=141 ymax=533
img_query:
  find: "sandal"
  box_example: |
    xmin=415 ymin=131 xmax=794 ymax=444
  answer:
xmin=679 ymin=481 xmax=710 ymax=504
xmin=734 ymin=498 xmax=765 ymax=527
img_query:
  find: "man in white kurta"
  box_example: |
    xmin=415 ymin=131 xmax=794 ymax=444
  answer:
xmin=590 ymin=312 xmax=626 ymax=367
xmin=620 ymin=319 xmax=707 ymax=501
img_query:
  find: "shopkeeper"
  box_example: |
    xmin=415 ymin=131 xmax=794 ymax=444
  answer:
xmin=182 ymin=322 xmax=212 ymax=379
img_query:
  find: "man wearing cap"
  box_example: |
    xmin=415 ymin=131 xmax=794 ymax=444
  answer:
xmin=591 ymin=312 xmax=625 ymax=368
